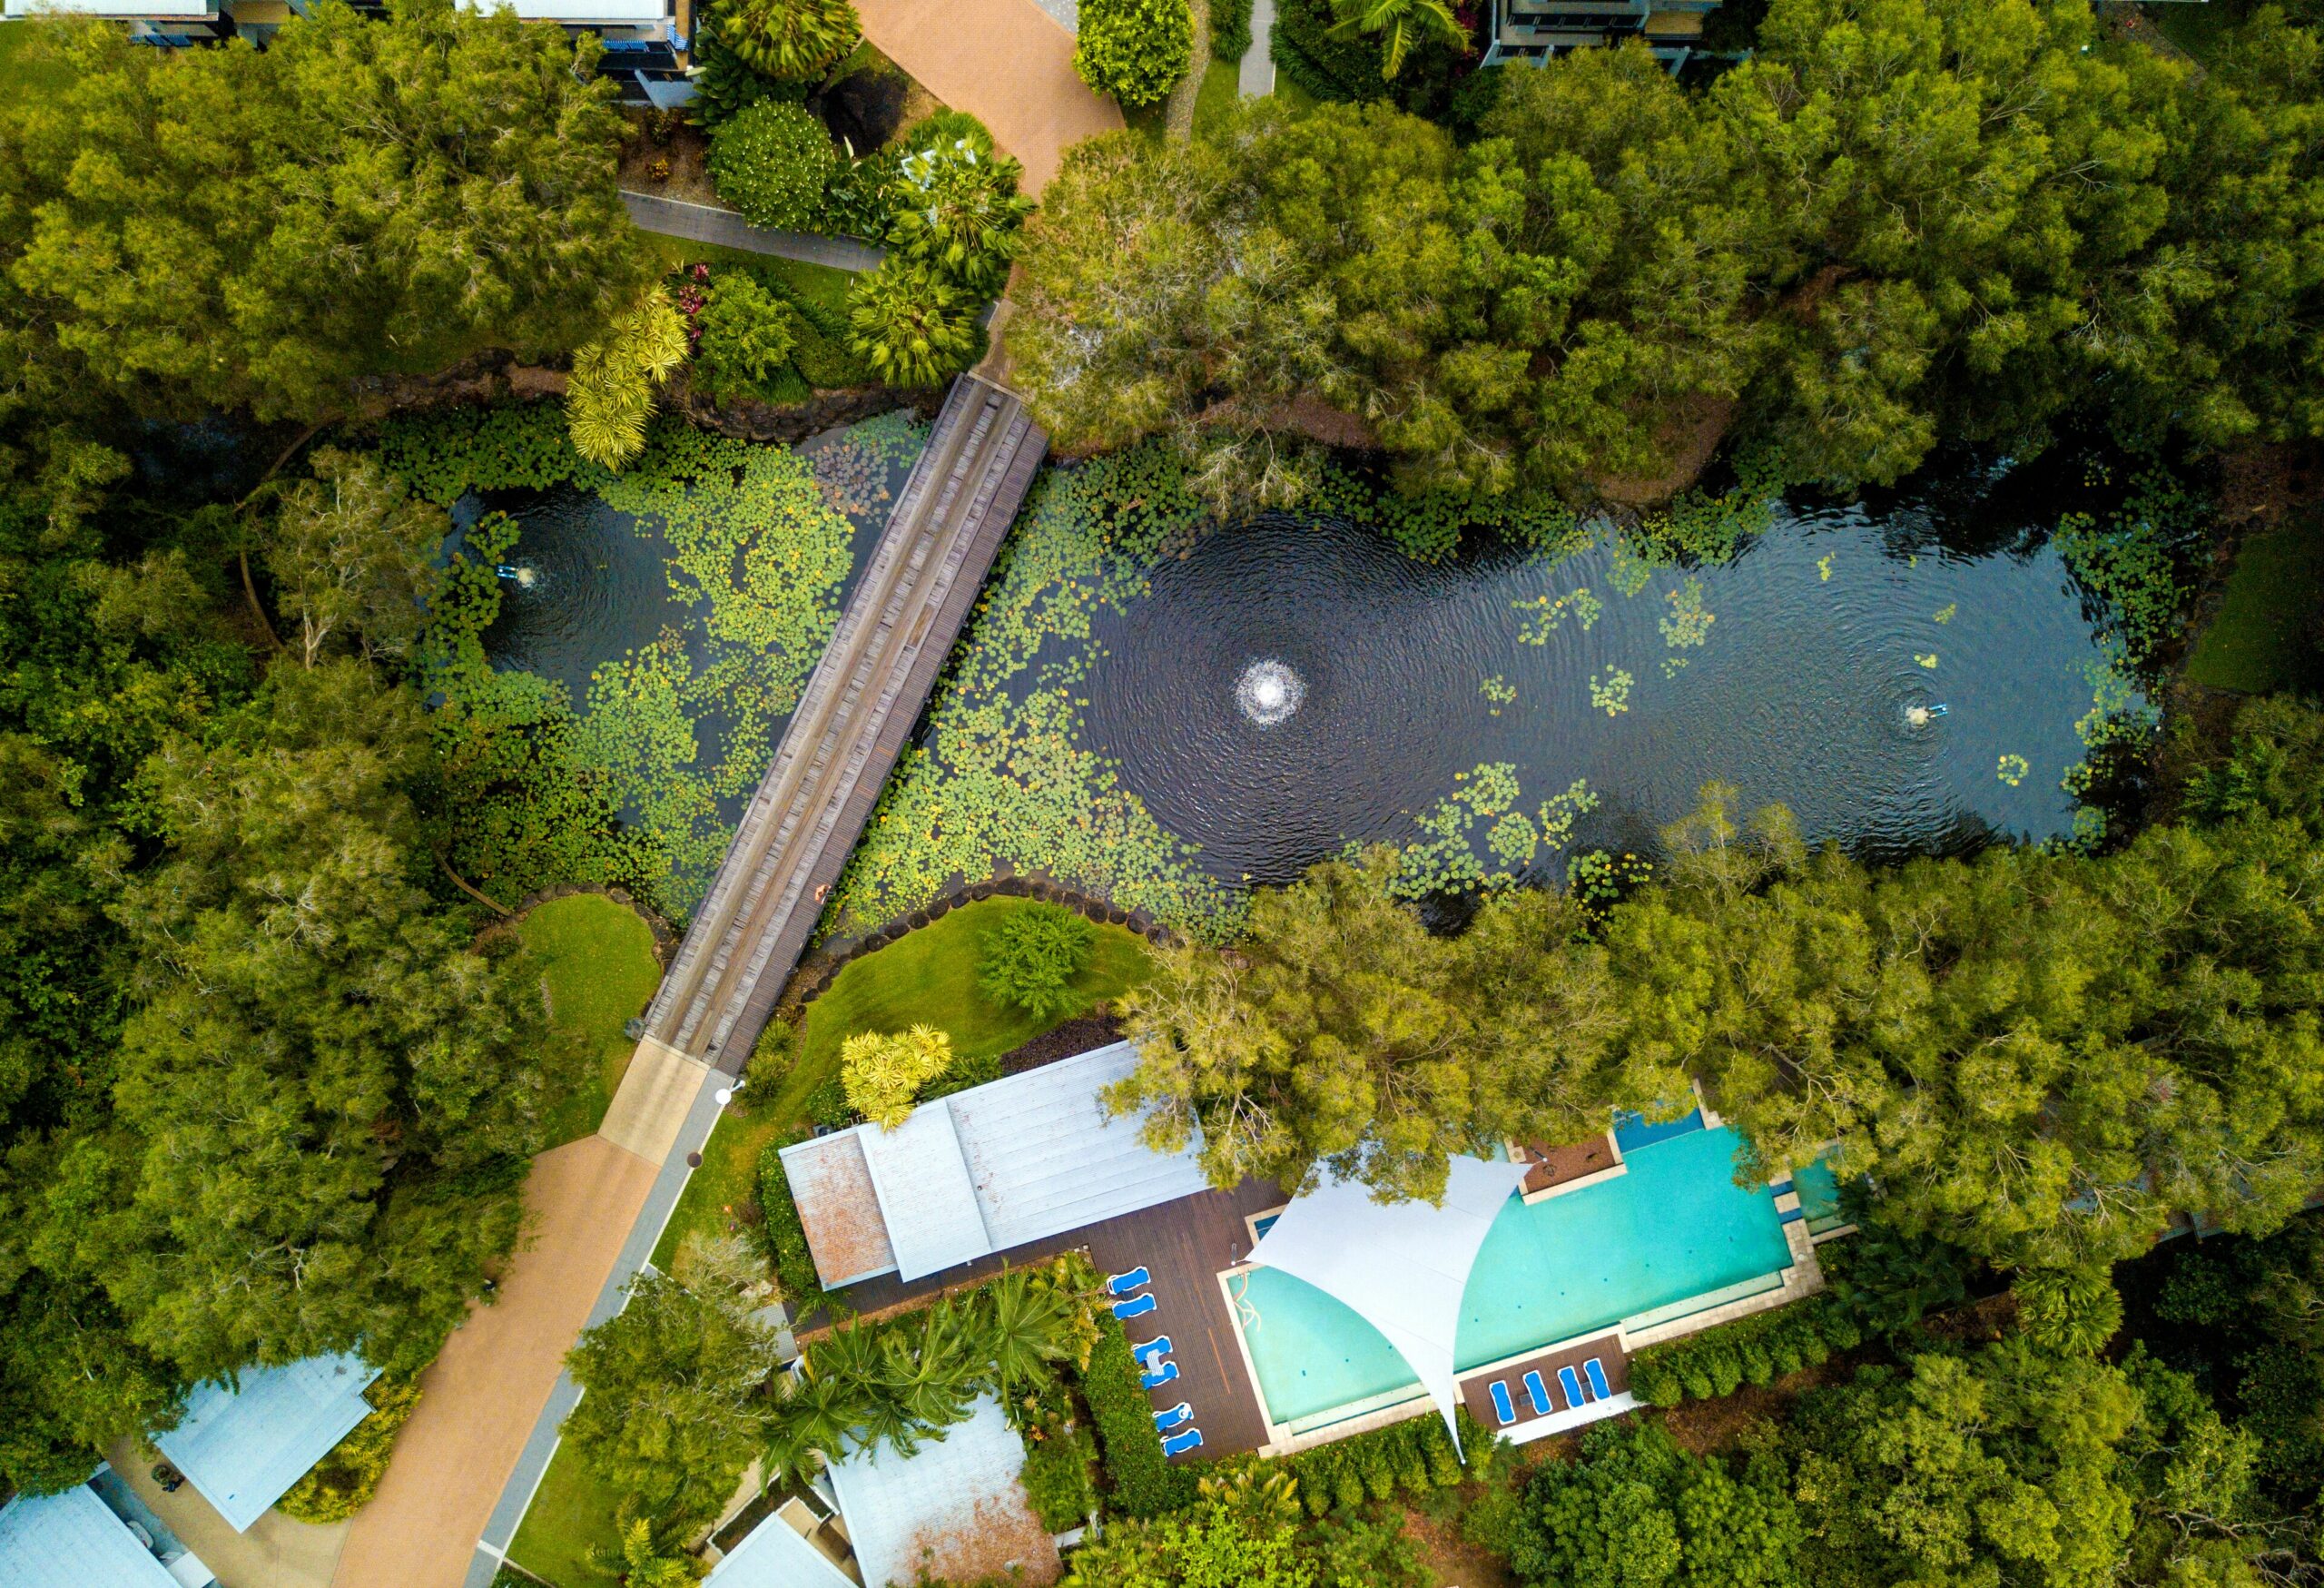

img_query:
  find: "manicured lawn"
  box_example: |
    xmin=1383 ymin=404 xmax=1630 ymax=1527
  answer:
xmin=505 ymin=1435 xmax=627 ymax=1587
xmin=648 ymin=898 xmax=1155 ymax=1270
xmin=520 ymin=893 xmax=665 ymax=1148
xmin=1194 ymin=58 xmax=1242 ymax=139
xmin=2182 ymin=521 xmax=2324 ymax=696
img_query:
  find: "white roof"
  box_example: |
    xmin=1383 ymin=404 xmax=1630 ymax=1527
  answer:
xmin=782 ymin=1042 xmax=1212 ymax=1286
xmin=704 ymin=1510 xmax=855 ymax=1588
xmin=0 ymin=1486 xmax=182 ymax=1588
xmin=154 ymin=1355 xmax=378 ymax=1533
xmin=825 ymin=1395 xmax=1057 ymax=1588
xmin=453 ymin=0 xmax=666 ymax=19
xmin=858 ymin=1105 xmax=991 ymax=1281
xmin=1247 ymin=1154 xmax=1531 ymax=1449
xmin=3 ymin=2 xmax=213 ymax=15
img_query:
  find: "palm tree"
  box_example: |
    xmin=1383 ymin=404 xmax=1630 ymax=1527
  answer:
xmin=1326 ymin=0 xmax=1466 ymax=79
xmin=876 ymin=1298 xmax=980 ymax=1438
xmin=980 ymin=1268 xmax=1086 ymax=1401
xmin=763 ymin=1369 xmax=860 ymax=1484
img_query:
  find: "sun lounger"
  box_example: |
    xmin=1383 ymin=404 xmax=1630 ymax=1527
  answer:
xmin=1523 ymin=1371 xmax=1552 ymax=1415
xmin=1153 ymin=1402 xmax=1192 ymax=1433
xmin=1584 ymin=1357 xmax=1613 ymax=1400
xmin=1559 ymin=1366 xmax=1587 ymax=1408
xmin=1140 ymin=1358 xmax=1179 ymax=1392
xmin=1489 ymin=1380 xmax=1518 ymax=1425
xmin=1107 ymin=1266 xmax=1152 ymax=1297
xmin=1130 ymin=1336 xmax=1173 ymax=1368
xmin=1160 ymin=1427 xmax=1204 ymax=1457
xmin=1111 ymin=1292 xmax=1157 ymax=1320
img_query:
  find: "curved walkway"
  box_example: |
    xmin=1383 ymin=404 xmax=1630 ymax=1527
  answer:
xmin=854 ymin=0 xmax=1122 ymax=192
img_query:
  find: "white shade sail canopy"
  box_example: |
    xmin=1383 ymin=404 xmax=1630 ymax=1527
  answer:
xmin=1246 ymin=1154 xmax=1531 ymax=1449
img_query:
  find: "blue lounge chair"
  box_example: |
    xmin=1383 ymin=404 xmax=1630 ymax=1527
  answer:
xmin=1131 ymin=1336 xmax=1173 ymax=1368
xmin=1153 ymin=1402 xmax=1193 ymax=1433
xmin=1160 ymin=1427 xmax=1204 ymax=1457
xmin=1559 ymin=1366 xmax=1587 ymax=1408
xmin=1140 ymin=1358 xmax=1179 ymax=1392
xmin=1584 ymin=1357 xmax=1613 ymax=1401
xmin=1523 ymin=1371 xmax=1552 ymax=1415
xmin=1111 ymin=1292 xmax=1158 ymax=1320
xmin=1488 ymin=1380 xmax=1518 ymax=1425
xmin=1107 ymin=1266 xmax=1152 ymax=1297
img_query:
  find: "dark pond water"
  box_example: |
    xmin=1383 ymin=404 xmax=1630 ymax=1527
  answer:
xmin=1082 ymin=462 xmax=2128 ymax=887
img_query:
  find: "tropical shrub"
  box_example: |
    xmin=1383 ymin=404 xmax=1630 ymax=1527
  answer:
xmin=711 ymin=0 xmax=860 ymax=82
xmin=887 ymin=135 xmax=1036 ymax=297
xmin=2015 ymin=1266 xmax=2126 ymax=1357
xmin=840 ymin=1023 xmax=954 ymax=1127
xmin=708 ymin=101 xmax=838 ymax=232
xmin=1325 ymin=0 xmax=1464 ymax=80
xmin=688 ymin=12 xmax=803 ymax=127
xmin=823 ymin=151 xmax=901 ymax=240
xmin=1212 ymin=0 xmax=1254 ymax=61
xmin=274 ymin=1377 xmax=423 ymax=1524
xmin=1080 ymin=1315 xmax=1198 ymax=1517
xmin=978 ymin=902 xmax=1099 ymax=1020
xmin=1073 ymin=0 xmax=1195 ymax=107
xmin=846 ymin=260 xmax=979 ymax=388
xmin=1019 ymin=1422 xmax=1100 ymax=1530
xmin=1628 ymin=1296 xmax=1859 ymax=1409
xmin=754 ymin=1137 xmax=828 ymax=1308
xmin=1285 ymin=1414 xmax=1476 ymax=1516
xmin=566 ymin=287 xmax=688 ymax=469
xmin=695 ymin=274 xmax=803 ymax=404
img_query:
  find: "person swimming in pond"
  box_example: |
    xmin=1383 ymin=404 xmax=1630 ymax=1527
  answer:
xmin=1905 ymin=703 xmax=1951 ymax=726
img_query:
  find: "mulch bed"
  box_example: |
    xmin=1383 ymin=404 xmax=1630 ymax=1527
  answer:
xmin=998 ymin=1012 xmax=1123 ymax=1076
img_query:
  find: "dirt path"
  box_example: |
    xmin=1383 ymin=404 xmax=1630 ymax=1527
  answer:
xmin=854 ymin=0 xmax=1122 ymax=192
xmin=330 ymin=1137 xmax=662 ymax=1588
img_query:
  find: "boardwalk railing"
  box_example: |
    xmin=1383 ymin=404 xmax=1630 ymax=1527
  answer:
xmin=638 ymin=376 xmax=1044 ymax=1073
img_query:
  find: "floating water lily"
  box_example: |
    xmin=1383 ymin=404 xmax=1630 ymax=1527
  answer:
xmin=1514 ymin=587 xmax=1602 ymax=644
xmin=1480 ymin=675 xmax=1517 ymax=715
xmin=1997 ymin=754 xmax=2031 ymax=786
xmin=1817 ymin=554 xmax=1834 ymax=582
xmin=1934 ymin=602 xmax=1957 ymax=624
xmin=1590 ymin=666 xmax=1634 ymax=716
xmin=1916 ymin=653 xmax=1939 ymax=669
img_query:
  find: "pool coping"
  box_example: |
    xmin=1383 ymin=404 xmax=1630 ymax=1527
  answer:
xmin=1223 ymin=1156 xmax=1827 ymax=1457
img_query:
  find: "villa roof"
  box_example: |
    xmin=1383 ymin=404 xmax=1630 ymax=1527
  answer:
xmin=154 ymin=1354 xmax=379 ymax=1533
xmin=704 ymin=1508 xmax=856 ymax=1588
xmin=780 ymin=1041 xmax=1210 ymax=1287
xmin=825 ymin=1394 xmax=1058 ymax=1588
xmin=0 ymin=1485 xmax=181 ymax=1588
xmin=1247 ymin=1154 xmax=1531 ymax=1450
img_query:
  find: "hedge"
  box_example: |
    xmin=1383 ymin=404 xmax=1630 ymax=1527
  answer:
xmin=1627 ymin=1295 xmax=1864 ymax=1408
xmin=1210 ymin=0 xmax=1253 ymax=62
xmin=1019 ymin=1423 xmax=1099 ymax=1530
xmin=1285 ymin=1408 xmax=1478 ymax=1515
xmin=754 ymin=1135 xmax=831 ymax=1311
xmin=1079 ymin=1315 xmax=1198 ymax=1517
xmin=274 ymin=1376 xmax=423 ymax=1524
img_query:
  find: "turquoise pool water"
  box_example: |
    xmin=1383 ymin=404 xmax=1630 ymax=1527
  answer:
xmin=1236 ymin=1127 xmax=1793 ymax=1425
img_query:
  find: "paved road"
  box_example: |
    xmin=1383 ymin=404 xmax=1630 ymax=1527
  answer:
xmin=1240 ymin=0 xmax=1276 ymax=95
xmin=619 ymin=192 xmax=886 ymax=271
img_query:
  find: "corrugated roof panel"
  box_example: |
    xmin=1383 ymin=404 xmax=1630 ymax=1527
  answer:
xmin=155 ymin=1355 xmax=378 ymax=1533
xmin=0 ymin=1487 xmax=182 ymax=1588
xmin=856 ymin=1106 xmax=993 ymax=1281
xmin=825 ymin=1395 xmax=1058 ymax=1588
xmin=946 ymin=1042 xmax=1211 ymax=1249
xmin=704 ymin=1507 xmax=857 ymax=1588
xmin=778 ymin=1132 xmax=899 ymax=1287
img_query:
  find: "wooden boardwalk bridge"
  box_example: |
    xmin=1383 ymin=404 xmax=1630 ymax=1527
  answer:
xmin=603 ymin=376 xmax=1042 ymax=1154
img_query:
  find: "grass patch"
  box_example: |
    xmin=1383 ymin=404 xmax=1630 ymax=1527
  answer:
xmin=2182 ymin=521 xmax=2324 ymax=695
xmin=648 ymin=898 xmax=1154 ymax=1269
xmin=635 ymin=231 xmax=860 ymax=311
xmin=1194 ymin=57 xmax=1242 ymax=139
xmin=506 ymin=1436 xmax=627 ymax=1588
xmin=520 ymin=893 xmax=665 ymax=1148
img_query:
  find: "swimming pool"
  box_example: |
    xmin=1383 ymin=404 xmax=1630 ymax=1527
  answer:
xmin=1234 ymin=1127 xmax=1795 ymax=1426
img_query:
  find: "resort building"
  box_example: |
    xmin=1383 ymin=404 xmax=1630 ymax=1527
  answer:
xmin=1482 ymin=0 xmax=1728 ymax=71
xmin=705 ymin=1393 xmax=1057 ymax=1588
xmin=782 ymin=1041 xmax=1849 ymax=1463
xmin=0 ymin=1468 xmax=218 ymax=1588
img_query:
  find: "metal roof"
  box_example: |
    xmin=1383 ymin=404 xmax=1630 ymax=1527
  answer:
xmin=825 ymin=1395 xmax=1057 ymax=1588
xmin=704 ymin=1509 xmax=856 ymax=1588
xmin=857 ymin=1104 xmax=990 ymax=1281
xmin=154 ymin=1355 xmax=379 ymax=1533
xmin=0 ymin=1486 xmax=182 ymax=1588
xmin=783 ymin=1042 xmax=1212 ymax=1287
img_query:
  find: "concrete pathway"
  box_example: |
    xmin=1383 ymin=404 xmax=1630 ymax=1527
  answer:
xmin=854 ymin=0 xmax=1122 ymax=193
xmin=1239 ymin=0 xmax=1276 ymax=94
xmin=619 ymin=192 xmax=886 ymax=271
xmin=108 ymin=1441 xmax=350 ymax=1588
xmin=330 ymin=1132 xmax=674 ymax=1588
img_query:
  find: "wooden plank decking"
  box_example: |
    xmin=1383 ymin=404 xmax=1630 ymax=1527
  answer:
xmin=637 ymin=377 xmax=1044 ymax=1075
xmin=1460 ymin=1332 xmax=1630 ymax=1436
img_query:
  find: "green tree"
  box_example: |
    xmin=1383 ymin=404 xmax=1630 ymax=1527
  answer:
xmin=846 ymin=261 xmax=980 ymax=388
xmin=885 ymin=136 xmax=1037 ymax=298
xmin=710 ymin=0 xmax=860 ymax=83
xmin=2014 ymin=1267 xmax=2125 ymax=1358
xmin=1510 ymin=1421 xmax=1800 ymax=1588
xmin=840 ymin=1024 xmax=954 ymax=1128
xmin=261 ymin=449 xmax=443 ymax=670
xmin=977 ymin=902 xmax=1099 ymax=1020
xmin=564 ymin=1267 xmax=780 ymax=1521
xmin=1073 ymin=0 xmax=1196 ymax=108
xmin=694 ymin=274 xmax=802 ymax=404
xmin=1326 ymin=0 xmax=1465 ymax=80
xmin=566 ymin=287 xmax=689 ymax=469
xmin=0 ymin=0 xmax=642 ymax=424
